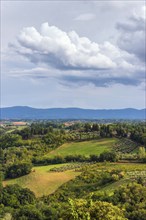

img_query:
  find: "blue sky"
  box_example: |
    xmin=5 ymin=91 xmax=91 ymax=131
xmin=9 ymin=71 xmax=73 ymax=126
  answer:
xmin=1 ymin=0 xmax=145 ymax=109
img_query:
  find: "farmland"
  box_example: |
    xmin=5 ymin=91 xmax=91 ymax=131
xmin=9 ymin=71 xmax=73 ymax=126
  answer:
xmin=48 ymin=138 xmax=117 ymax=157
xmin=0 ymin=121 xmax=146 ymax=220
xmin=3 ymin=162 xmax=146 ymax=198
xmin=113 ymin=138 xmax=139 ymax=153
xmin=3 ymin=163 xmax=80 ymax=197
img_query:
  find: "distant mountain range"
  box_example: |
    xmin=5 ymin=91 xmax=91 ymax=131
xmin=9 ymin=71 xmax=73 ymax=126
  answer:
xmin=0 ymin=106 xmax=145 ymax=120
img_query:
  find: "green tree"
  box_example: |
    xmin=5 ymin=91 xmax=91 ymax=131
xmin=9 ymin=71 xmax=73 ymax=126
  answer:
xmin=6 ymin=163 xmax=32 ymax=179
xmin=99 ymin=151 xmax=118 ymax=162
xmin=62 ymin=199 xmax=127 ymax=220
xmin=138 ymin=147 xmax=145 ymax=159
xmin=111 ymin=183 xmax=146 ymax=220
xmin=14 ymin=205 xmax=43 ymax=220
xmin=0 ymin=172 xmax=3 ymax=193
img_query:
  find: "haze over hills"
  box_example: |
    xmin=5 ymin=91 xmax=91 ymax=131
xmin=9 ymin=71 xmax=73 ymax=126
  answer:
xmin=0 ymin=106 xmax=145 ymax=120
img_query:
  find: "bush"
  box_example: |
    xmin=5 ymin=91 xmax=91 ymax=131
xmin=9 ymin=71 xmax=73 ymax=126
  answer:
xmin=65 ymin=155 xmax=88 ymax=162
xmin=89 ymin=154 xmax=99 ymax=162
xmin=0 ymin=184 xmax=36 ymax=208
xmin=99 ymin=151 xmax=118 ymax=162
xmin=5 ymin=163 xmax=32 ymax=179
xmin=14 ymin=205 xmax=43 ymax=220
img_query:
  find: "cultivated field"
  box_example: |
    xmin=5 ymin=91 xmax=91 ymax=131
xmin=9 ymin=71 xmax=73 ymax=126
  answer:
xmin=48 ymin=138 xmax=117 ymax=157
xmin=3 ymin=164 xmax=80 ymax=197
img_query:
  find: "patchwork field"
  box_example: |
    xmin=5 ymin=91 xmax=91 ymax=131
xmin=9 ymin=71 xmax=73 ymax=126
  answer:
xmin=3 ymin=162 xmax=146 ymax=199
xmin=48 ymin=138 xmax=117 ymax=157
xmin=3 ymin=138 xmax=144 ymax=200
xmin=3 ymin=164 xmax=80 ymax=197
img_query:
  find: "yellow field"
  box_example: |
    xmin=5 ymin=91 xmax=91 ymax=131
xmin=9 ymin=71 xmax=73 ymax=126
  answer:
xmin=3 ymin=164 xmax=80 ymax=197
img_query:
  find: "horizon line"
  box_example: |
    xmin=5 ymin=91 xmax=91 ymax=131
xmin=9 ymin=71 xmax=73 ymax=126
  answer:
xmin=0 ymin=106 xmax=145 ymax=111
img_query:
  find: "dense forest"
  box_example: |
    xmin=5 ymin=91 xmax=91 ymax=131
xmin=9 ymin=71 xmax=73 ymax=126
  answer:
xmin=0 ymin=121 xmax=146 ymax=219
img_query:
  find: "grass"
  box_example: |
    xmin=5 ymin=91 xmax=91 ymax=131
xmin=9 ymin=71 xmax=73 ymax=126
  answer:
xmin=3 ymin=164 xmax=80 ymax=197
xmin=48 ymin=138 xmax=117 ymax=157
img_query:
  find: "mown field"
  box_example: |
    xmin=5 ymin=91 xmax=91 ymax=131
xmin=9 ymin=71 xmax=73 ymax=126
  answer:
xmin=48 ymin=138 xmax=117 ymax=157
xmin=3 ymin=164 xmax=80 ymax=197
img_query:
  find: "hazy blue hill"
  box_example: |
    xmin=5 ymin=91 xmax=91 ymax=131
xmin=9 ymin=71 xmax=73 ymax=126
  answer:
xmin=0 ymin=106 xmax=145 ymax=120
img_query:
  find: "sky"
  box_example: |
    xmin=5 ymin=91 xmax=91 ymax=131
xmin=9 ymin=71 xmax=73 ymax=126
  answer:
xmin=1 ymin=0 xmax=146 ymax=109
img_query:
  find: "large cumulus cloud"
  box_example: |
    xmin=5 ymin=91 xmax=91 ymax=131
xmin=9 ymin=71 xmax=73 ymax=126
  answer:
xmin=12 ymin=10 xmax=145 ymax=87
xmin=17 ymin=22 xmax=116 ymax=70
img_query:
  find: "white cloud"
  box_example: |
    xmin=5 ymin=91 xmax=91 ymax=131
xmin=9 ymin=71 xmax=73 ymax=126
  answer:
xmin=16 ymin=22 xmax=116 ymax=70
xmin=75 ymin=13 xmax=96 ymax=21
xmin=16 ymin=22 xmax=142 ymax=73
xmin=9 ymin=21 xmax=145 ymax=87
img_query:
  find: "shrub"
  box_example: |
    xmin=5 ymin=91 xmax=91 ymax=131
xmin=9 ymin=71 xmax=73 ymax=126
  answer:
xmin=99 ymin=151 xmax=118 ymax=162
xmin=5 ymin=163 xmax=32 ymax=179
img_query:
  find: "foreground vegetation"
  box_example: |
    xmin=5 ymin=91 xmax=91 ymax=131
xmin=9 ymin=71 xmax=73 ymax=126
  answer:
xmin=0 ymin=120 xmax=146 ymax=219
xmin=1 ymin=162 xmax=146 ymax=220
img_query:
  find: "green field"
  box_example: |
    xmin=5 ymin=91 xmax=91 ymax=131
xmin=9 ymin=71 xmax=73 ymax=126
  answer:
xmin=3 ymin=164 xmax=80 ymax=197
xmin=48 ymin=138 xmax=117 ymax=157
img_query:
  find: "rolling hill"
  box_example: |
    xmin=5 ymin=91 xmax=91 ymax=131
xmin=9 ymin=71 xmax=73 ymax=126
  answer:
xmin=0 ymin=106 xmax=145 ymax=119
xmin=48 ymin=138 xmax=117 ymax=157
